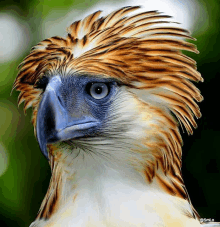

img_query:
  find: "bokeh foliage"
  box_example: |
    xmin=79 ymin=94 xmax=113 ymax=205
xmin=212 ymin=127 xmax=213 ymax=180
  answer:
xmin=0 ymin=0 xmax=219 ymax=226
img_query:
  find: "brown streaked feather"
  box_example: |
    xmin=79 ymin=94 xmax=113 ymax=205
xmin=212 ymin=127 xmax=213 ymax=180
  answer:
xmin=36 ymin=157 xmax=63 ymax=220
xmin=115 ymin=10 xmax=160 ymax=27
xmin=138 ymin=38 xmax=199 ymax=53
xmin=130 ymin=15 xmax=173 ymax=26
xmin=68 ymin=20 xmax=81 ymax=38
xmin=99 ymin=6 xmax=141 ymax=29
xmin=80 ymin=10 xmax=102 ymax=33
xmin=155 ymin=170 xmax=197 ymax=220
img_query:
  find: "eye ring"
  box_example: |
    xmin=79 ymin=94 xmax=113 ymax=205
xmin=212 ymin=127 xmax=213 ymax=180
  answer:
xmin=89 ymin=83 xmax=109 ymax=99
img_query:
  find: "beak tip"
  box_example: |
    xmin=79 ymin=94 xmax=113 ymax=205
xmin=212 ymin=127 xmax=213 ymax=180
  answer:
xmin=41 ymin=144 xmax=49 ymax=160
xmin=37 ymin=134 xmax=49 ymax=160
xmin=36 ymin=122 xmax=50 ymax=160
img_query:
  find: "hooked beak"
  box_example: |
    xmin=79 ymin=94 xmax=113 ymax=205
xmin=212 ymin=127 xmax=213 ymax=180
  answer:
xmin=36 ymin=76 xmax=98 ymax=159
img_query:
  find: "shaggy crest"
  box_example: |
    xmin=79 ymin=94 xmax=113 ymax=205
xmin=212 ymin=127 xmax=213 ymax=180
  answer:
xmin=13 ymin=6 xmax=203 ymax=135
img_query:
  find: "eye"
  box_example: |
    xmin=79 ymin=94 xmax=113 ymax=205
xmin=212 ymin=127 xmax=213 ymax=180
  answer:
xmin=89 ymin=83 xmax=109 ymax=99
xmin=34 ymin=76 xmax=49 ymax=91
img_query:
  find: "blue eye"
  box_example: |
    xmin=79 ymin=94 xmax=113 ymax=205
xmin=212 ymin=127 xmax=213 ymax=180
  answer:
xmin=89 ymin=83 xmax=109 ymax=99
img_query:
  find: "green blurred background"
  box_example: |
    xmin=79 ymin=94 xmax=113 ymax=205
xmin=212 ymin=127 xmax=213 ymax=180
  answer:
xmin=0 ymin=0 xmax=219 ymax=226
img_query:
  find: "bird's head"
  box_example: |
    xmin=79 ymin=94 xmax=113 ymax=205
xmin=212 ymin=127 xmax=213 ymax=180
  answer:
xmin=13 ymin=6 xmax=203 ymax=182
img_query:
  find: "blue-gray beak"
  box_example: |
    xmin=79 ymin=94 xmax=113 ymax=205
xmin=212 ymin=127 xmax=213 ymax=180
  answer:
xmin=36 ymin=76 xmax=99 ymax=159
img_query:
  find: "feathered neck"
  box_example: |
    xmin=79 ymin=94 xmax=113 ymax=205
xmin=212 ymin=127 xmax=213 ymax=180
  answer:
xmin=33 ymin=138 xmax=200 ymax=227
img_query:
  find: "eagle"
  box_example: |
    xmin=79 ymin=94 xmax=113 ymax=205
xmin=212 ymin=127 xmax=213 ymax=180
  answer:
xmin=13 ymin=6 xmax=219 ymax=227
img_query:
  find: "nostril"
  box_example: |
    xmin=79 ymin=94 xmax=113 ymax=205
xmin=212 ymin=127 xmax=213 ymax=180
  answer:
xmin=57 ymin=94 xmax=63 ymax=106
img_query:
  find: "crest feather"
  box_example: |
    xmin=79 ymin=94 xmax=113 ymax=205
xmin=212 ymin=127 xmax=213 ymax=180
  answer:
xmin=13 ymin=6 xmax=203 ymax=135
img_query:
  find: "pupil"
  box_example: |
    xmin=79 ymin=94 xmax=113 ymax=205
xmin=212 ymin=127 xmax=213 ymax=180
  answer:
xmin=95 ymin=86 xmax=102 ymax=94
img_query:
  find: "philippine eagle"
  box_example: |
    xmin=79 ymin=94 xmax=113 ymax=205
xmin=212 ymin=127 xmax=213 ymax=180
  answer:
xmin=13 ymin=6 xmax=219 ymax=227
